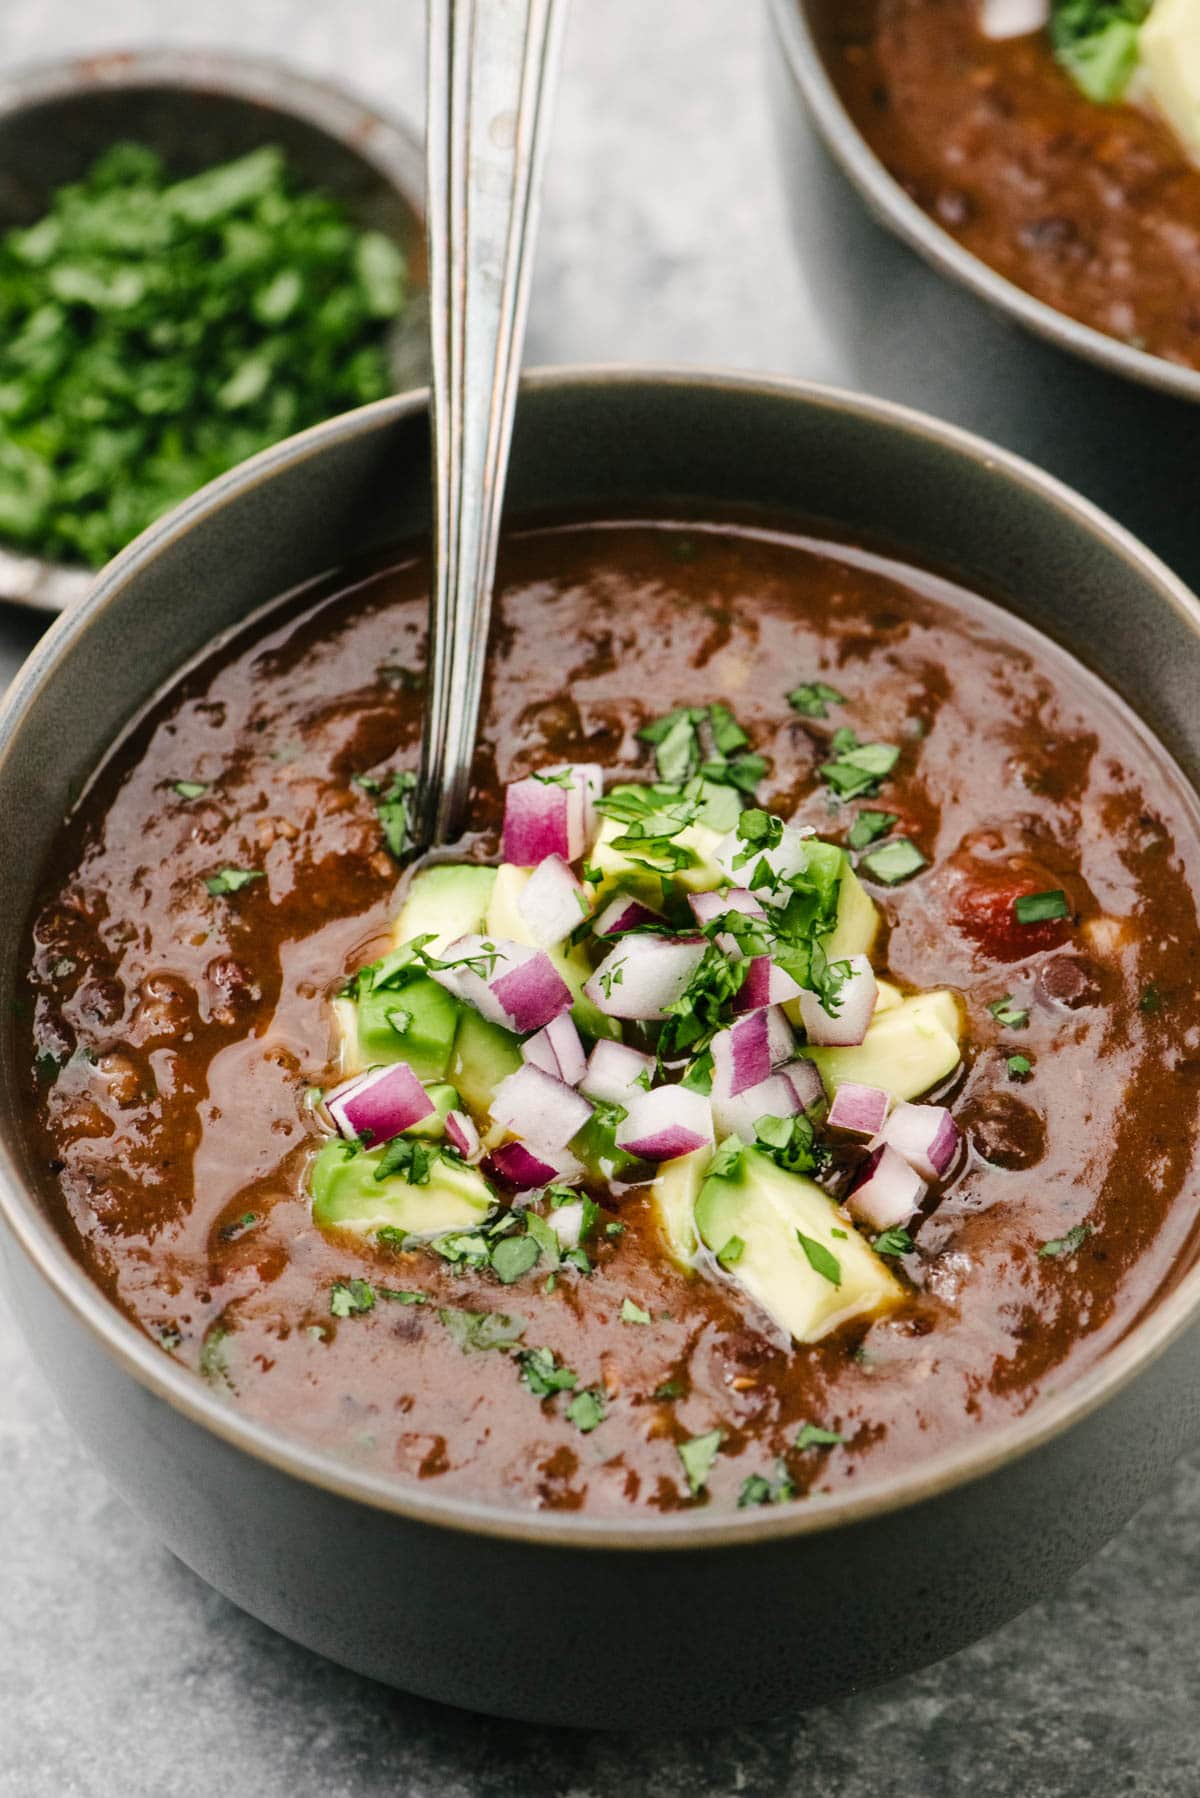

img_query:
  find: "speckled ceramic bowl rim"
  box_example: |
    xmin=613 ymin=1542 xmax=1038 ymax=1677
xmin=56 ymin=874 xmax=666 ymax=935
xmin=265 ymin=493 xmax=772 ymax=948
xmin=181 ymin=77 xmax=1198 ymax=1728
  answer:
xmin=769 ymin=0 xmax=1200 ymax=407
xmin=0 ymin=43 xmax=426 ymax=614
xmin=4 ymin=366 xmax=1200 ymax=1551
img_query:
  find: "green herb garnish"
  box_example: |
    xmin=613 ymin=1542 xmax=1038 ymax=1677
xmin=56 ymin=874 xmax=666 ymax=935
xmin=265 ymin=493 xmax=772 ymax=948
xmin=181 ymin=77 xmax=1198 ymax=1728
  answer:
xmin=620 ymin=1296 xmax=652 ymax=1325
xmin=1014 ymin=889 xmax=1069 ymax=924
xmin=205 ymin=866 xmax=263 ymax=897
xmin=796 ymin=1230 xmax=842 ymax=1287
xmin=1140 ymin=983 xmax=1162 ymax=1016
xmin=795 ymin=1423 xmax=844 ymax=1451
xmin=566 ymin=1388 xmax=606 ymax=1433
xmin=1007 ymin=1053 xmax=1033 ymax=1081
xmin=677 ymin=1428 xmax=724 ymax=1496
xmin=847 ymin=809 xmax=897 ymax=850
xmin=438 ymin=1307 xmax=526 ymax=1353
xmin=872 ymin=1227 xmax=915 ymax=1258
xmin=354 ymin=768 xmax=417 ymax=860
xmin=1049 ymin=0 xmax=1150 ymax=105
xmin=330 ymin=1278 xmax=376 ymax=1317
xmin=0 ymin=141 xmax=407 ymax=569
xmin=787 ymin=679 xmax=845 ymax=719
xmin=516 ymin=1345 xmax=578 ymax=1397
xmin=1039 ymin=1223 xmax=1093 ymax=1260
xmin=373 ymin=1137 xmax=437 ymax=1185
xmin=820 ymin=730 xmax=899 ymax=801
xmin=859 ymin=837 xmax=926 ymax=885
xmin=988 ymin=995 xmax=1029 ymax=1029
xmin=173 ymin=779 xmax=209 ymax=800
xmin=491 ymin=1234 xmax=542 ymax=1285
xmin=738 ymin=1462 xmax=796 ymax=1507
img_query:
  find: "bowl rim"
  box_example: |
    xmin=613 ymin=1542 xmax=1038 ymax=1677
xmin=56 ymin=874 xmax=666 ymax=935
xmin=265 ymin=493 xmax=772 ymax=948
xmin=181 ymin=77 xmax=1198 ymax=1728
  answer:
xmin=4 ymin=363 xmax=1200 ymax=1551
xmin=0 ymin=42 xmax=427 ymax=616
xmin=768 ymin=0 xmax=1200 ymax=408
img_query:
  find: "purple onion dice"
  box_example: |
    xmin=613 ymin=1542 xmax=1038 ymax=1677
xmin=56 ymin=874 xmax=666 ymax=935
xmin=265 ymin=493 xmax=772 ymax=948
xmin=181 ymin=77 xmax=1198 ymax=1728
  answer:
xmin=522 ymin=1011 xmax=587 ymax=1086
xmin=593 ymin=892 xmax=663 ymax=936
xmin=583 ymin=935 xmax=707 ymax=1020
xmin=798 ymin=955 xmax=878 ymax=1046
xmin=326 ymin=1061 xmax=435 ymax=1145
xmin=579 ymin=1038 xmax=657 ymax=1104
xmin=614 ymin=1086 xmax=714 ymax=1161
xmin=827 ymin=1081 xmax=891 ymax=1138
xmin=444 ymin=1108 xmax=482 ymax=1161
xmin=846 ymin=1144 xmax=926 ymax=1232
xmin=874 ymin=1101 xmax=960 ymax=1182
xmin=517 ymin=853 xmax=587 ymax=947
xmin=485 ymin=1139 xmax=582 ymax=1192
xmin=488 ymin=1062 xmax=593 ymax=1152
xmin=730 ymin=956 xmax=804 ymax=1015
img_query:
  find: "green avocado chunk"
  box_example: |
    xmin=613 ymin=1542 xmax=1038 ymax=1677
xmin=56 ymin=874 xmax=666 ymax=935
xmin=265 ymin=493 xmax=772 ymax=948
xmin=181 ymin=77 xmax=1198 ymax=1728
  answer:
xmin=405 ymin=1083 xmax=460 ymax=1139
xmin=310 ymin=1138 xmax=493 ymax=1235
xmin=694 ymin=1147 xmax=899 ymax=1343
xmin=450 ymin=1007 xmax=523 ymax=1116
xmin=392 ymin=863 xmax=497 ymax=955
xmin=356 ymin=974 xmax=460 ymax=1081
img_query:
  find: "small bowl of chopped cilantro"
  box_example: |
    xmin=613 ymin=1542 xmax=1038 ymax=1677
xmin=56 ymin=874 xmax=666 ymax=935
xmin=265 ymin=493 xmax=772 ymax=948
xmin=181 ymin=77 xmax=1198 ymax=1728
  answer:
xmin=0 ymin=48 xmax=427 ymax=610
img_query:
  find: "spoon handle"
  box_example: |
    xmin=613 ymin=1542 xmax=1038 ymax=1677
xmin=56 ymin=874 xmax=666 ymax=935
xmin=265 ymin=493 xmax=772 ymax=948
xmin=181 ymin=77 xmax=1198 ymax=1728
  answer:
xmin=417 ymin=0 xmax=568 ymax=848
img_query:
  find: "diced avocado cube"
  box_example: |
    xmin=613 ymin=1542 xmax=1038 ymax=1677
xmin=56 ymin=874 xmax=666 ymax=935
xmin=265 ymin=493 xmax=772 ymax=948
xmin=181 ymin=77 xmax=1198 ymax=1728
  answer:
xmin=801 ymin=989 xmax=962 ymax=1103
xmin=694 ymin=1147 xmax=900 ymax=1342
xmin=823 ymin=866 xmax=879 ymax=960
xmin=392 ymin=863 xmax=497 ymax=955
xmin=588 ymin=807 xmax=727 ymax=901
xmin=450 ymin=1006 xmax=523 ymax=1117
xmin=651 ymin=1146 xmax=710 ymax=1267
xmin=406 ymin=1083 xmax=461 ymax=1139
xmin=1141 ymin=0 xmax=1200 ymax=158
xmin=485 ymin=862 xmax=620 ymax=1042
xmin=356 ymin=975 xmax=460 ymax=1081
xmin=310 ymin=1138 xmax=493 ymax=1235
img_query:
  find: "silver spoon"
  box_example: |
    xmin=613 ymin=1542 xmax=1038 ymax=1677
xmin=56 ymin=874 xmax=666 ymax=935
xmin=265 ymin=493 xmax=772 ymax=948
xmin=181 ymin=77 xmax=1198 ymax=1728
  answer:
xmin=415 ymin=0 xmax=568 ymax=849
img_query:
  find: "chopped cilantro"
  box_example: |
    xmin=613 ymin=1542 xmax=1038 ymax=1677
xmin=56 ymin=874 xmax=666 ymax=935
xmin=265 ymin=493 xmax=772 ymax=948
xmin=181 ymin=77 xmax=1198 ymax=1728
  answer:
xmin=796 ymin=1230 xmax=842 ymax=1287
xmin=563 ymin=1247 xmax=593 ymax=1277
xmin=681 ymin=1048 xmax=715 ymax=1095
xmin=354 ymin=768 xmax=418 ymax=860
xmin=988 ymin=994 xmax=1029 ymax=1029
xmin=1049 ymin=0 xmax=1149 ymax=104
xmin=1039 ymin=1223 xmax=1093 ymax=1260
xmin=847 ymin=809 xmax=897 ymax=850
xmin=820 ymin=731 xmax=899 ymax=801
xmin=756 ymin=1112 xmax=828 ymax=1177
xmin=438 ymin=1307 xmax=526 ymax=1352
xmin=378 ymin=1288 xmax=426 ymax=1305
xmin=638 ymin=703 xmax=765 ymax=794
xmin=787 ymin=680 xmax=845 ymax=719
xmin=173 ymin=779 xmax=209 ymax=800
xmin=873 ymin=1227 xmax=915 ymax=1257
xmin=605 ymin=1220 xmax=626 ymax=1237
xmin=795 ymin=1423 xmax=844 ymax=1451
xmin=205 ymin=866 xmax=263 ymax=897
xmin=375 ymin=1224 xmax=418 ymax=1253
xmin=516 ymin=1345 xmax=578 ymax=1397
xmin=198 ymin=1322 xmax=230 ymax=1383
xmin=859 ymin=837 xmax=926 ymax=885
xmin=1007 ymin=1053 xmax=1033 ymax=1081
xmin=677 ymin=1428 xmax=724 ymax=1496
xmin=373 ymin=1137 xmax=436 ymax=1185
xmin=657 ymin=942 xmax=748 ymax=1062
xmin=525 ymin=1209 xmax=561 ymax=1269
xmin=491 ymin=1234 xmax=542 ymax=1285
xmin=1014 ymin=889 xmax=1069 ymax=924
xmin=738 ymin=1462 xmax=796 ymax=1507
xmin=621 ymin=1296 xmax=652 ymax=1324
xmin=51 ymin=958 xmax=76 ymax=979
xmin=1140 ymin=983 xmax=1162 ymax=1016
xmin=566 ymin=1387 xmax=606 ymax=1433
xmin=653 ymin=1380 xmax=683 ymax=1402
xmin=330 ymin=1278 xmax=376 ymax=1317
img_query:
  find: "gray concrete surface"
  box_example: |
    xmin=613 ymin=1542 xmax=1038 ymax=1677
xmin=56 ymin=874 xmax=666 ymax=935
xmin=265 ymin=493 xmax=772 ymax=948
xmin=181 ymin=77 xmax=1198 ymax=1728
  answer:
xmin=2 ymin=3 xmax=1199 ymax=1794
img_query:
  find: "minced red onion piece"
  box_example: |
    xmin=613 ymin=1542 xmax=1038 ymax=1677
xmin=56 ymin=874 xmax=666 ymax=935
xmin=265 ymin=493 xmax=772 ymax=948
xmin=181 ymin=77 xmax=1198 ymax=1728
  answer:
xmin=980 ymin=0 xmax=1048 ymax=39
xmin=327 ymin=1061 xmax=434 ymax=1145
xmin=485 ymin=1139 xmax=582 ymax=1192
xmin=583 ymin=935 xmax=707 ymax=1020
xmin=502 ymin=776 xmax=574 ymax=865
xmin=579 ymin=1038 xmax=657 ymax=1104
xmin=426 ymin=934 xmax=526 ymax=1027
xmin=711 ymin=1066 xmax=803 ymax=1140
xmin=827 ymin=1081 xmax=890 ymax=1138
xmin=556 ymin=761 xmax=603 ymax=857
xmin=730 ymin=956 xmax=804 ymax=1015
xmin=517 ymin=853 xmax=587 ymax=947
xmin=765 ymin=1004 xmax=796 ymax=1067
xmin=614 ymin=1086 xmax=714 ymax=1161
xmin=489 ymin=950 xmax=574 ymax=1033
xmin=444 ymin=1108 xmax=482 ymax=1162
xmin=873 ymin=1101 xmax=960 ymax=1182
xmin=593 ymin=892 xmax=663 ymax=937
xmin=489 ymin=1062 xmax=592 ymax=1151
xmin=712 ymin=1013 xmax=771 ymax=1098
xmin=798 ymin=955 xmax=878 ymax=1046
xmin=777 ymin=1057 xmax=825 ymax=1112
xmin=689 ymin=887 xmax=766 ymax=927
xmin=522 ymin=1011 xmax=587 ymax=1086
xmin=846 ymin=1143 xmax=926 ymax=1232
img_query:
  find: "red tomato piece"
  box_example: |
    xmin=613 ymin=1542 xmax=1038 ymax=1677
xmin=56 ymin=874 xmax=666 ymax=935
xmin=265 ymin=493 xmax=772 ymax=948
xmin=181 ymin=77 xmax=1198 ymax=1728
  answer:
xmin=952 ymin=870 xmax=1072 ymax=963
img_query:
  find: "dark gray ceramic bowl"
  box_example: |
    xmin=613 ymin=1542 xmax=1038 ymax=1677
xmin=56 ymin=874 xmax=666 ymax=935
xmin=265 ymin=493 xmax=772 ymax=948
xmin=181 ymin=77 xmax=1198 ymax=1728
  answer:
xmin=768 ymin=1 xmax=1200 ymax=593
xmin=2 ymin=369 xmax=1200 ymax=1728
xmin=0 ymin=47 xmax=427 ymax=614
